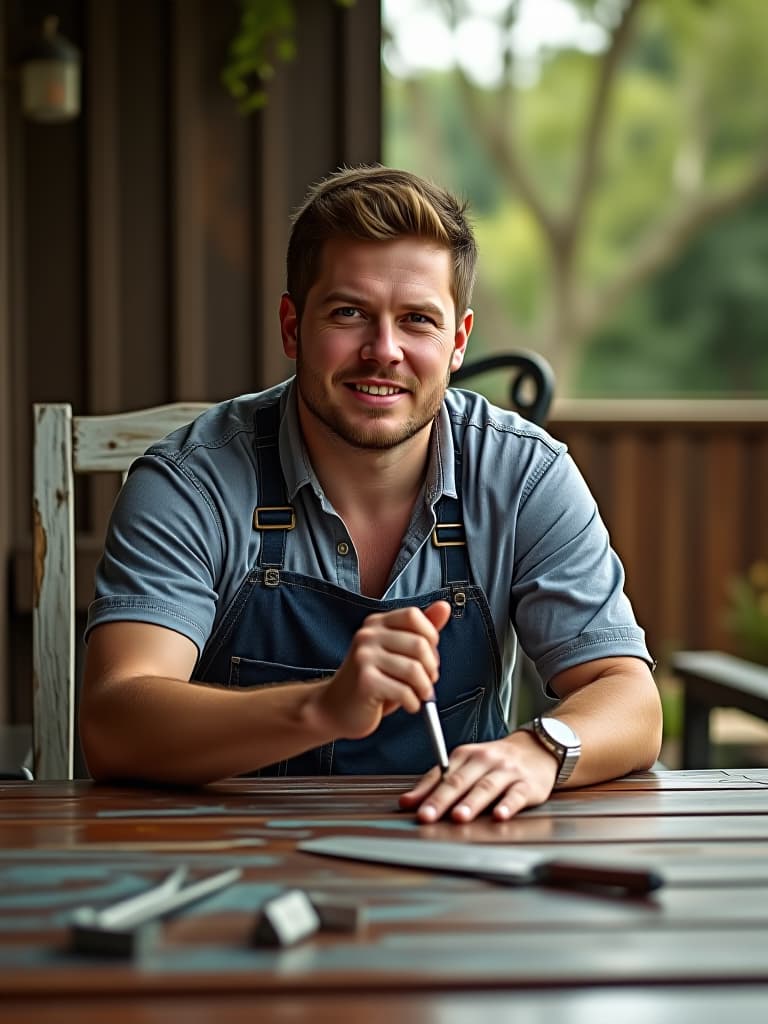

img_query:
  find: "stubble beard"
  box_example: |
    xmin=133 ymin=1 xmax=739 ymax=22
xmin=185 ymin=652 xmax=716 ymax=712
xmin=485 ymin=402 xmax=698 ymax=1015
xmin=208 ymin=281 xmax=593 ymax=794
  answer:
xmin=295 ymin=355 xmax=451 ymax=452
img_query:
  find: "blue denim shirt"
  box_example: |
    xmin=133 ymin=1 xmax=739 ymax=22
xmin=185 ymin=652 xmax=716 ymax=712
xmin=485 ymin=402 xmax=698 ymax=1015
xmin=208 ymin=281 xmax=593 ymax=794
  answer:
xmin=86 ymin=379 xmax=652 ymax=719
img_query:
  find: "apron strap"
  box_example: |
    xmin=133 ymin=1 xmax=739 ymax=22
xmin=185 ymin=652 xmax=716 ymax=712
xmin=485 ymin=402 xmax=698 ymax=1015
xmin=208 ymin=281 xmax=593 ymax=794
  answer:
xmin=252 ymin=398 xmax=472 ymax=584
xmin=433 ymin=419 xmax=471 ymax=586
xmin=254 ymin=401 xmax=294 ymax=568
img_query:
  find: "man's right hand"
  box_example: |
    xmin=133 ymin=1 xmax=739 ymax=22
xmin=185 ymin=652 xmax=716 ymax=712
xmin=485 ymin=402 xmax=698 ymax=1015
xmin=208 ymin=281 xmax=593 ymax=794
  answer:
xmin=80 ymin=601 xmax=452 ymax=785
xmin=312 ymin=600 xmax=452 ymax=740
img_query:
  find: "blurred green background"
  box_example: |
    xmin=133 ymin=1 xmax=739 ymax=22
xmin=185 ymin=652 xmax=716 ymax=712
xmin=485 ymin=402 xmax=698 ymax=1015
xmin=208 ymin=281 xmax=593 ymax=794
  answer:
xmin=382 ymin=0 xmax=768 ymax=399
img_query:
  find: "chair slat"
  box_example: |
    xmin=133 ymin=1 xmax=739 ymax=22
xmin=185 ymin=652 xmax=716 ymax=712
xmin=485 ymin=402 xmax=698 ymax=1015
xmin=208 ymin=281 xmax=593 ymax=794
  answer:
xmin=32 ymin=404 xmax=76 ymax=780
xmin=73 ymin=403 xmax=209 ymax=473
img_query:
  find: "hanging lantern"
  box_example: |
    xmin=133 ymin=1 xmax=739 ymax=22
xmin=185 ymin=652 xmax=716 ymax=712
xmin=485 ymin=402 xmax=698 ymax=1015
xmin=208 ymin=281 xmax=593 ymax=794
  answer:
xmin=21 ymin=16 xmax=81 ymax=123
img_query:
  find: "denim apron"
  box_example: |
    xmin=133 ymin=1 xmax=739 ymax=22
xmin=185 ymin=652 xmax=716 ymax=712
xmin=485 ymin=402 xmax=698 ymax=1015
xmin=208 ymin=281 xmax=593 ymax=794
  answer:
xmin=194 ymin=401 xmax=507 ymax=775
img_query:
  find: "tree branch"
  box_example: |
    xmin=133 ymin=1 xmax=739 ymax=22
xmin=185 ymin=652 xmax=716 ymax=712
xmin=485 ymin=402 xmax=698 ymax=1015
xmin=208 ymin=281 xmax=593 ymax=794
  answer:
xmin=566 ymin=0 xmax=645 ymax=241
xmin=576 ymin=158 xmax=768 ymax=338
xmin=453 ymin=66 xmax=560 ymax=245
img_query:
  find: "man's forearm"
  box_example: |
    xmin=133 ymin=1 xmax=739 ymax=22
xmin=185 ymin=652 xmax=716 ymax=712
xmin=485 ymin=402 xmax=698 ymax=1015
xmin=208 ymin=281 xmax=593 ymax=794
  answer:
xmin=546 ymin=661 xmax=663 ymax=788
xmin=79 ymin=675 xmax=336 ymax=784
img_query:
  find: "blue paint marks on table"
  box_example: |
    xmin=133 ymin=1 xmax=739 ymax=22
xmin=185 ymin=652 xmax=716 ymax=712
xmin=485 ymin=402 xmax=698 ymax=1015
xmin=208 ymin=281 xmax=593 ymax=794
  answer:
xmin=0 ymin=856 xmax=284 ymax=932
xmin=0 ymin=849 xmax=281 ymax=869
xmin=266 ymin=818 xmax=418 ymax=831
xmin=366 ymin=901 xmax=452 ymax=923
xmin=97 ymin=806 xmax=233 ymax=818
xmin=0 ymin=870 xmax=145 ymax=912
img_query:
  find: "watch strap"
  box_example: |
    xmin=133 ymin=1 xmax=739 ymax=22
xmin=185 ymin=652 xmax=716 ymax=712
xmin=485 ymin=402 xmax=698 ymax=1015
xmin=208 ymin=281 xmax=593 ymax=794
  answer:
xmin=517 ymin=716 xmax=581 ymax=787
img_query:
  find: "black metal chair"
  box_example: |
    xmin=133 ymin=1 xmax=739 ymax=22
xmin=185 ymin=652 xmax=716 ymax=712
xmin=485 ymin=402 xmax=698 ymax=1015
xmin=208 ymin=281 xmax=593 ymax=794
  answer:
xmin=451 ymin=350 xmax=555 ymax=427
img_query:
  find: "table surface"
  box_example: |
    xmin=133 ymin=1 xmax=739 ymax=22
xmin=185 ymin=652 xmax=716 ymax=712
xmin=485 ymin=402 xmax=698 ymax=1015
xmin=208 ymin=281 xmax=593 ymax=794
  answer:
xmin=2 ymin=769 xmax=768 ymax=1022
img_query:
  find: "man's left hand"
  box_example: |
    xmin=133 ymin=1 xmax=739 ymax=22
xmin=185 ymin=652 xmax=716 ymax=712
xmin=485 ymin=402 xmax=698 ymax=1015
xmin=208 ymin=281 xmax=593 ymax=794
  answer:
xmin=398 ymin=730 xmax=559 ymax=822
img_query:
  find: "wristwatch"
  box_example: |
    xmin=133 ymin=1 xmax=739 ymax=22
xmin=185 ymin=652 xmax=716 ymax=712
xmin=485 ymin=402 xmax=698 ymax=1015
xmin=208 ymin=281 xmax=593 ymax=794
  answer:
xmin=517 ymin=716 xmax=581 ymax=787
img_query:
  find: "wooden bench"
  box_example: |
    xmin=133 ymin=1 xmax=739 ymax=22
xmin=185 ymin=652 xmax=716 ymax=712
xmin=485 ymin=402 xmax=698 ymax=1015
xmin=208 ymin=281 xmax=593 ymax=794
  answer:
xmin=671 ymin=650 xmax=768 ymax=768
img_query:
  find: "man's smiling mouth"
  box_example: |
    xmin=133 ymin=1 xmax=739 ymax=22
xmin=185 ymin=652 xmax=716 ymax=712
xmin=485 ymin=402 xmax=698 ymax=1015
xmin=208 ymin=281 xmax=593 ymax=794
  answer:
xmin=349 ymin=383 xmax=405 ymax=396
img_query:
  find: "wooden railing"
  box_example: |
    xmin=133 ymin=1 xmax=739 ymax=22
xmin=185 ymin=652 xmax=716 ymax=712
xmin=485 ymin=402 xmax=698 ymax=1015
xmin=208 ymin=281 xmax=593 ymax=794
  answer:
xmin=549 ymin=399 xmax=768 ymax=667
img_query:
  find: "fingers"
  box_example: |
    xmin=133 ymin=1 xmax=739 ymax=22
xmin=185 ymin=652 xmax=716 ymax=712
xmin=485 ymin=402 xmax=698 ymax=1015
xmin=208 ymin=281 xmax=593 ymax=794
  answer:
xmin=318 ymin=604 xmax=451 ymax=740
xmin=399 ymin=735 xmax=557 ymax=823
xmin=398 ymin=765 xmax=443 ymax=807
xmin=423 ymin=600 xmax=452 ymax=632
xmin=357 ymin=603 xmax=450 ymax=689
xmin=353 ymin=655 xmax=431 ymax=714
xmin=350 ymin=614 xmax=442 ymax=694
xmin=402 ymin=749 xmax=517 ymax=823
xmin=369 ymin=604 xmax=448 ymax=648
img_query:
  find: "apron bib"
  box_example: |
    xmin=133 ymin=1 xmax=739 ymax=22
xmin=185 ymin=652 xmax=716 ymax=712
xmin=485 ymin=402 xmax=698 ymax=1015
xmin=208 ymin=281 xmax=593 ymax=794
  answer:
xmin=195 ymin=401 xmax=506 ymax=775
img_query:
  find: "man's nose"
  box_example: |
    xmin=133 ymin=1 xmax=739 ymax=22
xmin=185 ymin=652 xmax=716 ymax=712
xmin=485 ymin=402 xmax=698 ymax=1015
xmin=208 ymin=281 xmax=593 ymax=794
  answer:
xmin=361 ymin=320 xmax=403 ymax=363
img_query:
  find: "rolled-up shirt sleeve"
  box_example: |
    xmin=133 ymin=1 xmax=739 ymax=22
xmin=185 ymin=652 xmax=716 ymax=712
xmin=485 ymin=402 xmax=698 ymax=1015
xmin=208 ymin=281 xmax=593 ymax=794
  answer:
xmin=85 ymin=453 xmax=223 ymax=657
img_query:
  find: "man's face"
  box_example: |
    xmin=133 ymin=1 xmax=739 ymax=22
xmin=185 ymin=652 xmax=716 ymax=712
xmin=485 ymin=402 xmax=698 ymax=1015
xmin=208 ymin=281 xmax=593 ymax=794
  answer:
xmin=280 ymin=236 xmax=472 ymax=452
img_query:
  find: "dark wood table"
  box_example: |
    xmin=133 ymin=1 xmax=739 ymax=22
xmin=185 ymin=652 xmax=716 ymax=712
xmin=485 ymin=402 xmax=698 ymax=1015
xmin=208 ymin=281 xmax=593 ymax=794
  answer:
xmin=2 ymin=770 xmax=768 ymax=1022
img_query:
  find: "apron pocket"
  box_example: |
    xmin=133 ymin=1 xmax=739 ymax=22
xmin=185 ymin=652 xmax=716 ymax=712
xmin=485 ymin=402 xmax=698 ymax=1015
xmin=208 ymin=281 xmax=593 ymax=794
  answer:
xmin=439 ymin=686 xmax=485 ymax=747
xmin=229 ymin=657 xmax=335 ymax=688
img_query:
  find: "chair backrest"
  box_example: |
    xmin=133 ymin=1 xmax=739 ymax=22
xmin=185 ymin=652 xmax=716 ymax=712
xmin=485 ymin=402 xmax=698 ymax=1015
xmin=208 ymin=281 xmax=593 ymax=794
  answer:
xmin=32 ymin=402 xmax=210 ymax=779
xmin=452 ymin=351 xmax=555 ymax=426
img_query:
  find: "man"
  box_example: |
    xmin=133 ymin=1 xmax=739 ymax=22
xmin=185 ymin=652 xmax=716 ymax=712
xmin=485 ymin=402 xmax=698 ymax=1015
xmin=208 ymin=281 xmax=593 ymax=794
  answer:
xmin=80 ymin=165 xmax=662 ymax=822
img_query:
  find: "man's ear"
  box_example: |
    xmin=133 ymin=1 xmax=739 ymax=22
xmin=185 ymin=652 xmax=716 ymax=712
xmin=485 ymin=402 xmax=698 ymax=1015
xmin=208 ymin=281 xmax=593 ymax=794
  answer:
xmin=450 ymin=308 xmax=473 ymax=372
xmin=280 ymin=293 xmax=299 ymax=359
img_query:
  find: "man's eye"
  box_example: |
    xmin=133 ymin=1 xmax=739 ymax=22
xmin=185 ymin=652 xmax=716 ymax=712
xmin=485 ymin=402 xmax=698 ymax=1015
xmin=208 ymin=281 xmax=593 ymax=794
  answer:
xmin=405 ymin=313 xmax=433 ymax=325
xmin=333 ymin=306 xmax=360 ymax=318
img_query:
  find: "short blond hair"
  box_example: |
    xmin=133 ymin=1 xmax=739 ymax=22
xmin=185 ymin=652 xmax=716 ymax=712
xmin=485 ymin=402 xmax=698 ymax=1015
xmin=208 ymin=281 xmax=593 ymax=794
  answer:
xmin=287 ymin=165 xmax=477 ymax=325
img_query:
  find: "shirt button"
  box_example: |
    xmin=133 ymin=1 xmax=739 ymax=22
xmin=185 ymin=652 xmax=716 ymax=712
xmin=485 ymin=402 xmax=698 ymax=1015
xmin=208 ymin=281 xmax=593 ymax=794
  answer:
xmin=337 ymin=541 xmax=350 ymax=556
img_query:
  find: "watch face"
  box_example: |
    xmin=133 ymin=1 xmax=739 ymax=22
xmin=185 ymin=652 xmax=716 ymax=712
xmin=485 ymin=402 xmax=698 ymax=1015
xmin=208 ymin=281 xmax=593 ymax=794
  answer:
xmin=539 ymin=717 xmax=579 ymax=749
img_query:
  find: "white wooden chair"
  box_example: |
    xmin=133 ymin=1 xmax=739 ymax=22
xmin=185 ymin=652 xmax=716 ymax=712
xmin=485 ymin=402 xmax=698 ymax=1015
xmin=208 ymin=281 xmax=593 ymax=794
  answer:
xmin=32 ymin=402 xmax=209 ymax=779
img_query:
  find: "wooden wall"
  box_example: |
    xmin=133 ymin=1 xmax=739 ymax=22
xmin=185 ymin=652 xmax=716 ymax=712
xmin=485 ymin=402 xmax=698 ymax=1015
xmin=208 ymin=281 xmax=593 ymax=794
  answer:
xmin=0 ymin=0 xmax=382 ymax=722
xmin=0 ymin=0 xmax=11 ymax=722
xmin=550 ymin=400 xmax=768 ymax=665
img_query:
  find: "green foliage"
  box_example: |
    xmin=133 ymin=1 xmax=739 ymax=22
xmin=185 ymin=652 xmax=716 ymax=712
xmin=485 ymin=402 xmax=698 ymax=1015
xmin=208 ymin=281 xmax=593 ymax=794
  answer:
xmin=385 ymin=74 xmax=503 ymax=214
xmin=724 ymin=562 xmax=768 ymax=666
xmin=222 ymin=0 xmax=356 ymax=112
xmin=383 ymin=0 xmax=768 ymax=395
xmin=475 ymin=203 xmax=546 ymax=325
xmin=576 ymin=192 xmax=768 ymax=396
xmin=660 ymin=684 xmax=683 ymax=742
xmin=222 ymin=0 xmax=296 ymax=113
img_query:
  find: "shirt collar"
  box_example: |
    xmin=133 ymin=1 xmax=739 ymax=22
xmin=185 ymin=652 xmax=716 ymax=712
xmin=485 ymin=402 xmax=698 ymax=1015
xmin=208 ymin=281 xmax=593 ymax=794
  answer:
xmin=426 ymin=400 xmax=457 ymax=506
xmin=278 ymin=379 xmax=321 ymax=503
xmin=277 ymin=377 xmax=457 ymax=509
